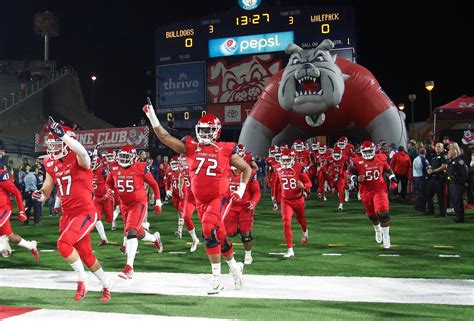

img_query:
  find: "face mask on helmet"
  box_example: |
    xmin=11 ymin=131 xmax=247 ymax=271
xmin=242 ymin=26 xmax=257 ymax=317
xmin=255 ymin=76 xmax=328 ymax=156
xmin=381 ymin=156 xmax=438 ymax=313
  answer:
xmin=311 ymin=143 xmax=319 ymax=151
xmin=105 ymin=150 xmax=116 ymax=163
xmin=337 ymin=141 xmax=347 ymax=149
xmin=274 ymin=153 xmax=281 ymax=162
xmin=332 ymin=152 xmax=342 ymax=161
xmin=117 ymin=147 xmax=136 ymax=167
xmin=91 ymin=156 xmax=103 ymax=170
xmin=170 ymin=159 xmax=179 ymax=171
xmin=318 ymin=146 xmax=326 ymax=155
xmin=361 ymin=141 xmax=376 ymax=160
xmin=293 ymin=143 xmax=304 ymax=152
xmin=195 ymin=115 xmax=221 ymax=145
xmin=237 ymin=144 xmax=246 ymax=157
xmin=47 ymin=138 xmax=69 ymax=160
xmin=280 ymin=155 xmax=294 ymax=169
xmin=179 ymin=156 xmax=188 ymax=169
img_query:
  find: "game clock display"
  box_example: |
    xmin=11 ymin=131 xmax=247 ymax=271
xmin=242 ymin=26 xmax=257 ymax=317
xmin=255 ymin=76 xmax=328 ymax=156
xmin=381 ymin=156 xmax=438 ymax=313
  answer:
xmin=156 ymin=3 xmax=356 ymax=64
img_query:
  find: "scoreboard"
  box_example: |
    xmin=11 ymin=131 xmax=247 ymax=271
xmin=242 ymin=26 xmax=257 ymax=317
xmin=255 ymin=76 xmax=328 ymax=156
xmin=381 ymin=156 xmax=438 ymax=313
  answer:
xmin=155 ymin=1 xmax=356 ymax=127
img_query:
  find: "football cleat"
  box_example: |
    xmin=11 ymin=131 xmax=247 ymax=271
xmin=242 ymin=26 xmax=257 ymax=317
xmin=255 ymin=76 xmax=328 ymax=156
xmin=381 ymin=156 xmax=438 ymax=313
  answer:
xmin=120 ymin=245 xmax=126 ymax=255
xmin=383 ymin=233 xmax=391 ymax=249
xmin=375 ymin=230 xmax=383 ymax=244
xmin=301 ymin=230 xmax=309 ymax=245
xmin=175 ymin=230 xmax=182 ymax=239
xmin=111 ymin=221 xmax=117 ymax=231
xmin=231 ymin=262 xmax=244 ymax=290
xmin=98 ymin=240 xmax=108 ymax=247
xmin=153 ymin=232 xmax=163 ymax=253
xmin=283 ymin=248 xmax=295 ymax=259
xmin=190 ymin=238 xmax=200 ymax=253
xmin=207 ymin=277 xmax=224 ymax=295
xmin=74 ymin=281 xmax=87 ymax=301
xmin=100 ymin=287 xmax=111 ymax=302
xmin=118 ymin=264 xmax=134 ymax=279
xmin=338 ymin=203 xmax=343 ymax=212
xmin=244 ymin=253 xmax=253 ymax=265
xmin=31 ymin=240 xmax=39 ymax=261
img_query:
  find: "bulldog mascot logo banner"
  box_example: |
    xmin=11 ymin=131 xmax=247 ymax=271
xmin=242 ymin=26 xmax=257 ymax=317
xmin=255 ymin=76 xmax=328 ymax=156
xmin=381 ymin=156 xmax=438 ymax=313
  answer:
xmin=238 ymin=39 xmax=408 ymax=156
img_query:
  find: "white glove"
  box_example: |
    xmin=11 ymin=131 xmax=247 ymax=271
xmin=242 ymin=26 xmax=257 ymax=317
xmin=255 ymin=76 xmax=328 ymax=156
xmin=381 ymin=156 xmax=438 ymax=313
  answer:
xmin=143 ymin=104 xmax=161 ymax=128
xmin=166 ymin=190 xmax=172 ymax=198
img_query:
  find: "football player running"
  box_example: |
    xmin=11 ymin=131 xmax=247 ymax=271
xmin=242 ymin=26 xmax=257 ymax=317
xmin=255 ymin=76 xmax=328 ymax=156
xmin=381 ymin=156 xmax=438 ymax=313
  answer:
xmin=33 ymin=117 xmax=111 ymax=302
xmin=91 ymin=148 xmax=111 ymax=246
xmin=273 ymin=149 xmax=312 ymax=258
xmin=166 ymin=156 xmax=184 ymax=237
xmin=347 ymin=140 xmax=398 ymax=249
xmin=225 ymin=160 xmax=261 ymax=265
xmin=0 ymin=169 xmax=39 ymax=260
xmin=105 ymin=145 xmax=163 ymax=279
xmin=329 ymin=146 xmax=347 ymax=212
xmin=177 ymin=155 xmax=200 ymax=252
xmin=144 ymin=102 xmax=251 ymax=295
xmin=104 ymin=149 xmax=121 ymax=231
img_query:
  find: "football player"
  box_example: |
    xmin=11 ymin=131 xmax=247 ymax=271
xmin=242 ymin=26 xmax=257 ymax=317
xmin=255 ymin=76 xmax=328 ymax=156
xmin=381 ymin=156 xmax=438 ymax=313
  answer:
xmin=166 ymin=156 xmax=184 ymax=237
xmin=0 ymin=169 xmax=38 ymax=260
xmin=144 ymin=103 xmax=251 ymax=295
xmin=225 ymin=163 xmax=261 ymax=265
xmin=237 ymin=143 xmax=258 ymax=170
xmin=104 ymin=149 xmax=121 ymax=231
xmin=105 ymin=144 xmax=163 ymax=279
xmin=178 ymin=155 xmax=200 ymax=252
xmin=293 ymin=139 xmax=310 ymax=166
xmin=329 ymin=147 xmax=347 ymax=211
xmin=316 ymin=144 xmax=330 ymax=201
xmin=33 ymin=117 xmax=111 ymax=302
xmin=91 ymin=152 xmax=111 ymax=246
xmin=347 ymin=140 xmax=398 ymax=249
xmin=266 ymin=145 xmax=280 ymax=211
xmin=273 ymin=149 xmax=312 ymax=258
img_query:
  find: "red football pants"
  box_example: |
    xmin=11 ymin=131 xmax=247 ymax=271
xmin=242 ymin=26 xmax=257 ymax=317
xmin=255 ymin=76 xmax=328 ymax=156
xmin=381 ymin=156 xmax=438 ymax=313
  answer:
xmin=281 ymin=197 xmax=307 ymax=248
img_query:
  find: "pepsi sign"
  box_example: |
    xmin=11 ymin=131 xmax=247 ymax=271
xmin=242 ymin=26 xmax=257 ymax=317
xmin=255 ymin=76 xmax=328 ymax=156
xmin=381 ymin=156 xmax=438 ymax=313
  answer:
xmin=208 ymin=31 xmax=294 ymax=58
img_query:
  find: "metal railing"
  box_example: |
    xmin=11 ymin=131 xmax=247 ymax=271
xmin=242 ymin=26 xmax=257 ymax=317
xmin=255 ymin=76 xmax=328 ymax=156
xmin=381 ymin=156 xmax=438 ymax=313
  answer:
xmin=1 ymin=136 xmax=35 ymax=157
xmin=0 ymin=67 xmax=76 ymax=115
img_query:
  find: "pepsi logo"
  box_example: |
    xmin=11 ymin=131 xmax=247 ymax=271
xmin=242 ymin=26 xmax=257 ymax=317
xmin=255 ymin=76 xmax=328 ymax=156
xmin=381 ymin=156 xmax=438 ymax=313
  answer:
xmin=220 ymin=38 xmax=238 ymax=55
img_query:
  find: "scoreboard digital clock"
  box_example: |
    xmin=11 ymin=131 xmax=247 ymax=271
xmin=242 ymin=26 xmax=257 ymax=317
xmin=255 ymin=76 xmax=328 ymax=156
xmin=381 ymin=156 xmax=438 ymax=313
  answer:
xmin=154 ymin=1 xmax=356 ymax=127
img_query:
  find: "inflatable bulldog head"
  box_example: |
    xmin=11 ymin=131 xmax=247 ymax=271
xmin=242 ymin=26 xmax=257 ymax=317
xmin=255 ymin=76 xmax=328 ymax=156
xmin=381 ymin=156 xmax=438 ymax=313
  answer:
xmin=278 ymin=40 xmax=348 ymax=126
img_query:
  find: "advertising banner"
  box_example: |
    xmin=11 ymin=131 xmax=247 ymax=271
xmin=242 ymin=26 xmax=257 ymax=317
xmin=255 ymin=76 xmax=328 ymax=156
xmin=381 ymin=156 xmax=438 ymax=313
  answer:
xmin=35 ymin=127 xmax=150 ymax=152
xmin=207 ymin=102 xmax=254 ymax=125
xmin=157 ymin=62 xmax=206 ymax=107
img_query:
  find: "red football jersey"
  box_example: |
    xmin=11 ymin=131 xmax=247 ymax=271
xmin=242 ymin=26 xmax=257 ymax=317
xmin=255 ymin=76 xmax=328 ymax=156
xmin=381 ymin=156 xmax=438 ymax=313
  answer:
xmin=295 ymin=150 xmax=310 ymax=166
xmin=273 ymin=162 xmax=312 ymax=199
xmin=44 ymin=152 xmax=95 ymax=217
xmin=0 ymin=170 xmax=25 ymax=212
xmin=330 ymin=158 xmax=346 ymax=182
xmin=166 ymin=168 xmax=181 ymax=198
xmin=184 ymin=136 xmax=236 ymax=204
xmin=180 ymin=168 xmax=194 ymax=200
xmin=107 ymin=161 xmax=160 ymax=205
xmin=349 ymin=154 xmax=390 ymax=193
xmin=92 ymin=166 xmax=109 ymax=198
xmin=244 ymin=152 xmax=255 ymax=166
xmin=228 ymin=169 xmax=261 ymax=206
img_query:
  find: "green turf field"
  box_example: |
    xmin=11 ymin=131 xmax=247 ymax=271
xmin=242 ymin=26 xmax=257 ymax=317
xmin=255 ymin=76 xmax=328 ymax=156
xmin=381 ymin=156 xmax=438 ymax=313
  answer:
xmin=0 ymin=193 xmax=472 ymax=320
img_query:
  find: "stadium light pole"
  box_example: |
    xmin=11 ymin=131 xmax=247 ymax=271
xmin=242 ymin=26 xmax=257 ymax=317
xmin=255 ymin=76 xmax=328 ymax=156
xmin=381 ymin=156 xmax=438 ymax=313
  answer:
xmin=408 ymin=94 xmax=416 ymax=134
xmin=91 ymin=75 xmax=97 ymax=115
xmin=425 ymin=81 xmax=434 ymax=114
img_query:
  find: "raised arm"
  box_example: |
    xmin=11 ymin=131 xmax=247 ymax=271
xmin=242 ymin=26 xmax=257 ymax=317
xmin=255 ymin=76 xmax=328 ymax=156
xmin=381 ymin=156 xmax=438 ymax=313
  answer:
xmin=229 ymin=153 xmax=252 ymax=201
xmin=47 ymin=117 xmax=90 ymax=169
xmin=143 ymin=103 xmax=186 ymax=154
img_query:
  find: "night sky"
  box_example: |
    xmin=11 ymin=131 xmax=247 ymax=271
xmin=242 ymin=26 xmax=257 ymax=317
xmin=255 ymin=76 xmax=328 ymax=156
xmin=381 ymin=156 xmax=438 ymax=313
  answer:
xmin=1 ymin=0 xmax=473 ymax=127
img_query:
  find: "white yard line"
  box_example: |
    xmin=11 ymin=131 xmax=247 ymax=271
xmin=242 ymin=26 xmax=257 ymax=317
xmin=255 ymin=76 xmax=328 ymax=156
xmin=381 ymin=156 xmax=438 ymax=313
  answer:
xmin=5 ymin=309 xmax=230 ymax=321
xmin=0 ymin=269 xmax=473 ymax=306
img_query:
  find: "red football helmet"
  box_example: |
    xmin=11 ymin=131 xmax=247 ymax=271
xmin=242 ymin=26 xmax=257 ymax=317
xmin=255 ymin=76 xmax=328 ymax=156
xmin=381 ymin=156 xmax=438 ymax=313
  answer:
xmin=237 ymin=143 xmax=246 ymax=158
xmin=91 ymin=155 xmax=104 ymax=171
xmin=280 ymin=143 xmax=289 ymax=151
xmin=105 ymin=149 xmax=116 ymax=163
xmin=179 ymin=155 xmax=188 ymax=169
xmin=117 ymin=145 xmax=137 ymax=167
xmin=337 ymin=136 xmax=348 ymax=149
xmin=311 ymin=141 xmax=320 ymax=151
xmin=170 ymin=155 xmax=180 ymax=171
xmin=377 ymin=139 xmax=387 ymax=150
xmin=293 ymin=139 xmax=304 ymax=152
xmin=318 ymin=144 xmax=327 ymax=155
xmin=47 ymin=126 xmax=75 ymax=160
xmin=274 ymin=151 xmax=282 ymax=162
xmin=332 ymin=146 xmax=342 ymax=161
xmin=195 ymin=114 xmax=221 ymax=144
xmin=268 ymin=145 xmax=279 ymax=157
xmin=280 ymin=148 xmax=295 ymax=169
xmin=361 ymin=140 xmax=376 ymax=160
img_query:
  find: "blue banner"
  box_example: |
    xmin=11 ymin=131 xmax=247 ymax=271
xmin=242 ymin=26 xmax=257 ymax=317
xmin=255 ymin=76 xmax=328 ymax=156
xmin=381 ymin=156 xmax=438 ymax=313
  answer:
xmin=208 ymin=31 xmax=294 ymax=58
xmin=157 ymin=62 xmax=206 ymax=107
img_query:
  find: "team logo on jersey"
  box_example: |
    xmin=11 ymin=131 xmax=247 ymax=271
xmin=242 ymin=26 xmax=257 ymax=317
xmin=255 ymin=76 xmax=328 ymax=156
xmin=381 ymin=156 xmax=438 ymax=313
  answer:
xmin=47 ymin=161 xmax=54 ymax=167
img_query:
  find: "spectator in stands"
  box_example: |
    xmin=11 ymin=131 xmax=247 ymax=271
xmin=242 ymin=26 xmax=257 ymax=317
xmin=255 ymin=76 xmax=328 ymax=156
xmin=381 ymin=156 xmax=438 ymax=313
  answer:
xmin=255 ymin=155 xmax=267 ymax=191
xmin=390 ymin=146 xmax=412 ymax=201
xmin=407 ymin=139 xmax=418 ymax=162
xmin=24 ymin=165 xmax=42 ymax=225
xmin=413 ymin=148 xmax=431 ymax=213
xmin=18 ymin=158 xmax=30 ymax=193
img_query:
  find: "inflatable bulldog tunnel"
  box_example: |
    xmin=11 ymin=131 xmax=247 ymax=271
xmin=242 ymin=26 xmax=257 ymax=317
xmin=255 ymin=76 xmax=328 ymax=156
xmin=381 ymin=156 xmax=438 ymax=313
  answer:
xmin=239 ymin=39 xmax=407 ymax=156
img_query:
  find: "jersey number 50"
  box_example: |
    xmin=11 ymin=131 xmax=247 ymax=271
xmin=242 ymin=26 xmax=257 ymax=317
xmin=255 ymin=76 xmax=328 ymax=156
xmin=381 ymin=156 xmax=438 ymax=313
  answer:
xmin=365 ymin=169 xmax=381 ymax=181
